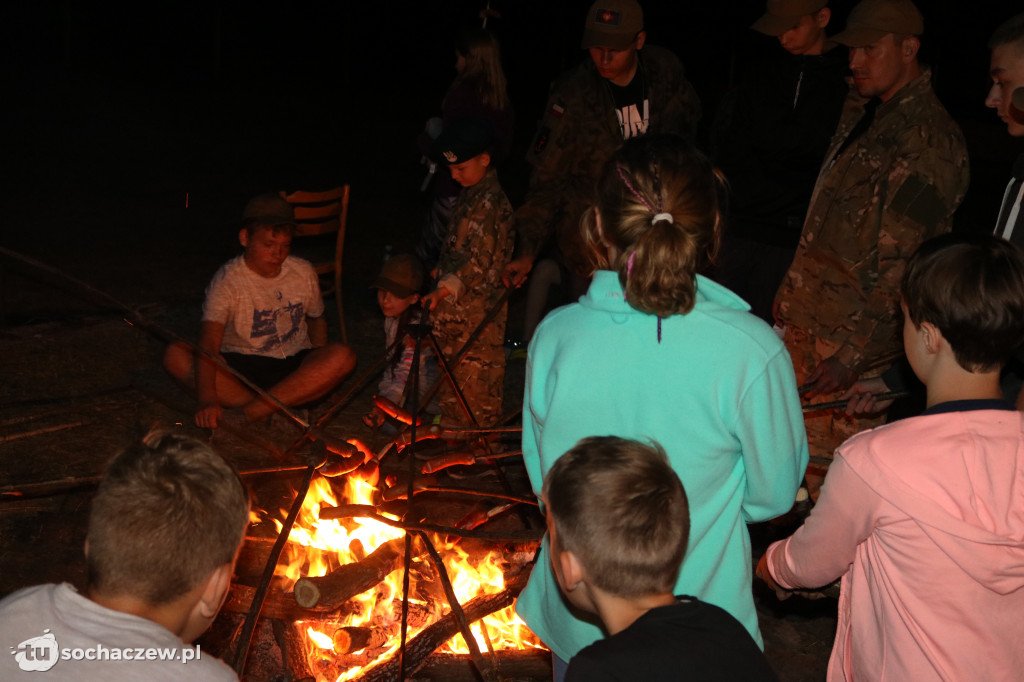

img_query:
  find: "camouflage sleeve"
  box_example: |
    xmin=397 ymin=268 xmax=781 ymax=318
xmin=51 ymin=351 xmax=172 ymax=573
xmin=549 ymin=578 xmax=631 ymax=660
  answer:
xmin=514 ymin=84 xmax=586 ymax=259
xmin=833 ymin=125 xmax=969 ymax=372
xmin=647 ymin=49 xmax=701 ymax=143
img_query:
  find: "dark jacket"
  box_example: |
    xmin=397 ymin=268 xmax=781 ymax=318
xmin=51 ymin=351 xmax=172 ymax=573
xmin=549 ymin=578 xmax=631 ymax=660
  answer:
xmin=513 ymin=46 xmax=701 ymax=269
xmin=712 ymin=43 xmax=848 ymax=248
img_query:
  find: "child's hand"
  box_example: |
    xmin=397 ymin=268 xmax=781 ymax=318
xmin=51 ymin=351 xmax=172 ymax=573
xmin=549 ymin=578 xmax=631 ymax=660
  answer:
xmin=422 ymin=288 xmax=448 ymax=311
xmin=802 ymin=356 xmax=857 ymax=397
xmin=755 ymin=554 xmax=791 ymax=601
xmin=842 ymin=377 xmax=894 ymax=415
xmin=195 ymin=403 xmax=223 ymax=429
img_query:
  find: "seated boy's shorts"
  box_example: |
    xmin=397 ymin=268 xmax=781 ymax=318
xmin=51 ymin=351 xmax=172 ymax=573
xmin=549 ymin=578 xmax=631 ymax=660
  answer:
xmin=222 ymin=349 xmax=312 ymax=391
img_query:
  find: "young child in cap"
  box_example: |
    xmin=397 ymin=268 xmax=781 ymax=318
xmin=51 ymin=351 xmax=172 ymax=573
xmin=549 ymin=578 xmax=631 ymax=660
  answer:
xmin=422 ymin=117 xmax=513 ymax=427
xmin=164 ymin=193 xmax=355 ymax=429
xmin=758 ymin=233 xmax=1024 ymax=681
xmin=544 ymin=436 xmax=778 ymax=682
xmin=0 ymin=432 xmax=249 ymax=681
xmin=365 ymin=253 xmax=437 ymax=430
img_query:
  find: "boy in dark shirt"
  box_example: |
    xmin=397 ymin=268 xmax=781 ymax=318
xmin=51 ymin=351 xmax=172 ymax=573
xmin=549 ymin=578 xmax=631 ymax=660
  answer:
xmin=543 ymin=436 xmax=778 ymax=681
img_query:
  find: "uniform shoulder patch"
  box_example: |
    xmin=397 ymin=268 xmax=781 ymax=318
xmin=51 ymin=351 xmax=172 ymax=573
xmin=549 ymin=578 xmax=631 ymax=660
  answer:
xmin=889 ymin=173 xmax=944 ymax=229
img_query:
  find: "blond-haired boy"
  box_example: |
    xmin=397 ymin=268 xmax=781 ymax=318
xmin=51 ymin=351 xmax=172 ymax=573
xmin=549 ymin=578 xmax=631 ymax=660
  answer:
xmin=0 ymin=432 xmax=250 ymax=680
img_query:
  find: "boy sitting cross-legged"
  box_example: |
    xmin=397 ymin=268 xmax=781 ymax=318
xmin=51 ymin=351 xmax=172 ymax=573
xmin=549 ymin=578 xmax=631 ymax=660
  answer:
xmin=758 ymin=233 xmax=1024 ymax=681
xmin=0 ymin=432 xmax=250 ymax=680
xmin=164 ymin=193 xmax=355 ymax=429
xmin=543 ymin=436 xmax=778 ymax=681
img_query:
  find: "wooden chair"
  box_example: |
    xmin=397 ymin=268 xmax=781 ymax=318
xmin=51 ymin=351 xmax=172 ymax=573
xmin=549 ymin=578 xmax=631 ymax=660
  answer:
xmin=280 ymin=185 xmax=350 ymax=344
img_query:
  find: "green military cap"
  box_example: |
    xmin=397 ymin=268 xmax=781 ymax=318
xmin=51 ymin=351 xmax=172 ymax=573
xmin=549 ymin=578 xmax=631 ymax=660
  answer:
xmin=581 ymin=0 xmax=644 ymax=50
xmin=832 ymin=0 xmax=923 ymax=48
xmin=752 ymin=0 xmax=829 ymax=37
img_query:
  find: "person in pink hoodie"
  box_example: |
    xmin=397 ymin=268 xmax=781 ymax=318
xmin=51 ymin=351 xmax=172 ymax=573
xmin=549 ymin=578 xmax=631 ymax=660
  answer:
xmin=756 ymin=232 xmax=1024 ymax=681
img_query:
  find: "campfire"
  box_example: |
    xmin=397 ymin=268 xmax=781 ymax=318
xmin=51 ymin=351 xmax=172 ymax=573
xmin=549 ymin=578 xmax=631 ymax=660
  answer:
xmin=226 ymin=443 xmax=547 ymax=682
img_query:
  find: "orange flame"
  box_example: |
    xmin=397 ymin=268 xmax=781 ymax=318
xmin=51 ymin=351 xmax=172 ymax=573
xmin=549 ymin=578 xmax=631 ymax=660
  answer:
xmin=272 ymin=469 xmax=543 ymax=680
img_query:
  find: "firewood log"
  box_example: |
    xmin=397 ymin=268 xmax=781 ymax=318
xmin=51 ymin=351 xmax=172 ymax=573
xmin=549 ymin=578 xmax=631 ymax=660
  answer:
xmin=293 ymin=538 xmax=410 ymax=609
xmin=355 ymin=574 xmax=527 ymax=682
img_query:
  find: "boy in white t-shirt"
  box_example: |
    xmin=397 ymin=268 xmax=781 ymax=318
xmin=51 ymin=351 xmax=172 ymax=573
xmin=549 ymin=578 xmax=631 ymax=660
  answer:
xmin=0 ymin=432 xmax=250 ymax=681
xmin=164 ymin=194 xmax=355 ymax=428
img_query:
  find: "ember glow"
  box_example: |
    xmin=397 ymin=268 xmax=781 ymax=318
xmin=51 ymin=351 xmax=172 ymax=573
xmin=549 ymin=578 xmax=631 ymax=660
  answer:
xmin=273 ymin=471 xmax=544 ymax=680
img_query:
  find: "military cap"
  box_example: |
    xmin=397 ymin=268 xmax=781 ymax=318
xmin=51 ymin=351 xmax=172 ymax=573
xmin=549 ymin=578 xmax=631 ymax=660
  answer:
xmin=431 ymin=117 xmax=494 ymax=165
xmin=752 ymin=0 xmax=829 ymax=37
xmin=372 ymin=253 xmax=424 ymax=298
xmin=832 ymin=0 xmax=923 ymax=47
xmin=581 ymin=0 xmax=644 ymax=50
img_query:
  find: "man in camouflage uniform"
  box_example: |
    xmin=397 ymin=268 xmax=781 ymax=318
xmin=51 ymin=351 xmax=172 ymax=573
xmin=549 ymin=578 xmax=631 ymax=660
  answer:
xmin=423 ymin=118 xmax=513 ymax=427
xmin=502 ymin=0 xmax=700 ymax=287
xmin=773 ymin=0 xmax=970 ymax=472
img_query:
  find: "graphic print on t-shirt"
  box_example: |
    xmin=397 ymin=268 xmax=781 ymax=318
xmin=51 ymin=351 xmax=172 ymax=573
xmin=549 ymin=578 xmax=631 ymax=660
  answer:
xmin=608 ymin=69 xmax=649 ymax=140
xmin=251 ymin=301 xmax=305 ymax=352
xmin=616 ymin=98 xmax=649 ymax=139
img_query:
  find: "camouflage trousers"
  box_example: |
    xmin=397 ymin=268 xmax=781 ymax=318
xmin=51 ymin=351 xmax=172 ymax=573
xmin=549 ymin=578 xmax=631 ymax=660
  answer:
xmin=432 ymin=299 xmax=507 ymax=428
xmin=782 ymin=325 xmax=886 ymax=460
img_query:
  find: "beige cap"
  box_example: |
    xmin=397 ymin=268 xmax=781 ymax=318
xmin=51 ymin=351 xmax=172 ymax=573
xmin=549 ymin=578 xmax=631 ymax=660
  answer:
xmin=241 ymin=194 xmax=295 ymax=227
xmin=832 ymin=0 xmax=923 ymax=47
xmin=751 ymin=0 xmax=829 ymax=37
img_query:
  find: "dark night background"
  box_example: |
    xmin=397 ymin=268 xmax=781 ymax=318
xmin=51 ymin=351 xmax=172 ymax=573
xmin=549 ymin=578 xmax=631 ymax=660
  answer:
xmin=2 ymin=0 xmax=1023 ymax=320
xmin=1 ymin=5 xmax=1022 ymax=677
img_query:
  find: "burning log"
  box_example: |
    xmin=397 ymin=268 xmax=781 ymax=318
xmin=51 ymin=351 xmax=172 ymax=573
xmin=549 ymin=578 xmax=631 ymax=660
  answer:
xmin=357 ymin=574 xmax=527 ymax=682
xmin=410 ymin=650 xmax=552 ymax=681
xmin=333 ymin=626 xmax=389 ymax=654
xmin=276 ymin=619 xmax=316 ymax=681
xmin=293 ymin=538 xmax=417 ymax=609
xmin=223 ymin=582 xmax=346 ymax=622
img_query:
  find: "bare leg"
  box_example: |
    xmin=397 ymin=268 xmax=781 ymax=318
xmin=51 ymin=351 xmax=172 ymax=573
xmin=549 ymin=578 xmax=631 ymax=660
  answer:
xmin=242 ymin=343 xmax=356 ymax=421
xmin=163 ymin=341 xmax=260 ymax=408
xmin=163 ymin=342 xmax=356 ymax=421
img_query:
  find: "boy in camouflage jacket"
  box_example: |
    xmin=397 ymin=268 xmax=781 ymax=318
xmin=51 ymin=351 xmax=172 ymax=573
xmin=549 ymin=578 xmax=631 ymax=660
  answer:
xmin=423 ymin=117 xmax=513 ymax=427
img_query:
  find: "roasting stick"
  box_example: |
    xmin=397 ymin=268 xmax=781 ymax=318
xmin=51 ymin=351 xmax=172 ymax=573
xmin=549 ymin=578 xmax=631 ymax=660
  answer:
xmin=317 ymin=505 xmax=544 ymax=542
xmin=0 ymin=244 xmax=385 ymax=463
xmin=801 ymin=391 xmax=909 ymax=412
xmin=416 ymin=530 xmax=498 ymax=681
xmin=400 ymin=320 xmax=431 ymax=681
xmin=230 ymin=442 xmax=344 ymax=676
xmin=413 ymin=287 xmax=514 ymax=414
xmin=0 ymin=245 xmax=310 ymax=427
xmin=230 ymin=457 xmax=316 ymax=676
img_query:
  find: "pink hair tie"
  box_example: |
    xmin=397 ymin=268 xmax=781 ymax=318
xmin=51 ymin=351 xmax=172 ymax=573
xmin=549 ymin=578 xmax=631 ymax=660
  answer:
xmin=623 ymin=251 xmax=637 ymax=302
xmin=616 ymin=166 xmax=655 ymax=213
